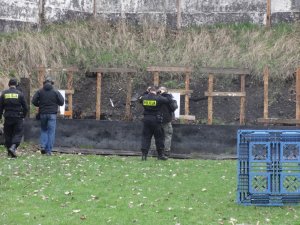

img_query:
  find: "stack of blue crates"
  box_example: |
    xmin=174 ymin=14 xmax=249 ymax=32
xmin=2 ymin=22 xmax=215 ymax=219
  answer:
xmin=237 ymin=130 xmax=300 ymax=206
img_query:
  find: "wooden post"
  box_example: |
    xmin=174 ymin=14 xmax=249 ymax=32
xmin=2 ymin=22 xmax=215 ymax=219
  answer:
xmin=263 ymin=66 xmax=269 ymax=121
xmin=125 ymin=73 xmax=133 ymax=120
xmin=185 ymin=71 xmax=190 ymax=116
xmin=176 ymin=0 xmax=181 ymax=30
xmin=19 ymin=78 xmax=31 ymax=118
xmin=240 ymin=74 xmax=246 ymax=125
xmin=96 ymin=72 xmax=102 ymax=120
xmin=67 ymin=71 xmax=73 ymax=119
xmin=296 ymin=68 xmax=300 ymax=120
xmin=266 ymin=0 xmax=271 ymax=27
xmin=153 ymin=71 xmax=159 ymax=86
xmin=207 ymin=74 xmax=214 ymax=125
xmin=37 ymin=66 xmax=46 ymax=88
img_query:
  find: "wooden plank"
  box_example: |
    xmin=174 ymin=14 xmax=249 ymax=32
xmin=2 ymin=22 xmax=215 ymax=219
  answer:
xmin=266 ymin=0 xmax=271 ymax=28
xmin=89 ymin=68 xmax=137 ymax=74
xmin=263 ymin=66 xmax=269 ymax=120
xmin=207 ymin=74 xmax=214 ymax=125
xmin=147 ymin=66 xmax=193 ymax=73
xmin=64 ymin=111 xmax=72 ymax=117
xmin=65 ymin=90 xmax=74 ymax=94
xmin=185 ymin=72 xmax=190 ymax=115
xmin=204 ymin=92 xmax=246 ymax=97
xmin=179 ymin=115 xmax=195 ymax=120
xmin=199 ymin=67 xmax=250 ymax=75
xmin=125 ymin=74 xmax=133 ymax=120
xmin=168 ymin=89 xmax=193 ymax=95
xmin=240 ymin=74 xmax=246 ymax=125
xmin=96 ymin=73 xmax=102 ymax=120
xmin=153 ymin=71 xmax=159 ymax=86
xmin=257 ymin=118 xmax=300 ymax=124
xmin=296 ymin=68 xmax=300 ymax=120
xmin=67 ymin=71 xmax=73 ymax=119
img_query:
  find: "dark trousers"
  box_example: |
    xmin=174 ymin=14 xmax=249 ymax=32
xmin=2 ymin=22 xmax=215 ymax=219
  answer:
xmin=4 ymin=117 xmax=24 ymax=149
xmin=141 ymin=116 xmax=165 ymax=156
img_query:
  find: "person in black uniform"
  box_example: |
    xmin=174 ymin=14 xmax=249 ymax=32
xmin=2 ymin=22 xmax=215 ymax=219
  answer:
xmin=139 ymin=86 xmax=171 ymax=161
xmin=0 ymin=78 xmax=28 ymax=157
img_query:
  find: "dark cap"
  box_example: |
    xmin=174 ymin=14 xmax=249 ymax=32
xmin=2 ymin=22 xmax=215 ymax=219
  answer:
xmin=43 ymin=77 xmax=54 ymax=85
xmin=8 ymin=78 xmax=18 ymax=86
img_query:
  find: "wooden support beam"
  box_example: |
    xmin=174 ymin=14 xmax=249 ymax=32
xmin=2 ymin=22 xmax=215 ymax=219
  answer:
xmin=185 ymin=72 xmax=190 ymax=116
xmin=263 ymin=66 xmax=269 ymax=121
xmin=207 ymin=74 xmax=214 ymax=125
xmin=147 ymin=66 xmax=193 ymax=73
xmin=240 ymin=74 xmax=246 ymax=125
xmin=179 ymin=115 xmax=195 ymax=121
xmin=199 ymin=67 xmax=250 ymax=75
xmin=96 ymin=73 xmax=102 ymax=120
xmin=89 ymin=68 xmax=137 ymax=74
xmin=204 ymin=92 xmax=246 ymax=97
xmin=37 ymin=66 xmax=46 ymax=88
xmin=266 ymin=0 xmax=271 ymax=28
xmin=169 ymin=89 xmax=193 ymax=95
xmin=125 ymin=74 xmax=133 ymax=120
xmin=257 ymin=118 xmax=300 ymax=125
xmin=66 ymin=71 xmax=73 ymax=118
xmin=153 ymin=71 xmax=159 ymax=86
xmin=296 ymin=68 xmax=300 ymax=120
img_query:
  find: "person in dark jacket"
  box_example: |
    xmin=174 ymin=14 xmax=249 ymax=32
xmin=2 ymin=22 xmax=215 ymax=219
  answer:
xmin=0 ymin=78 xmax=28 ymax=157
xmin=32 ymin=77 xmax=64 ymax=155
xmin=139 ymin=86 xmax=171 ymax=161
xmin=158 ymin=86 xmax=177 ymax=156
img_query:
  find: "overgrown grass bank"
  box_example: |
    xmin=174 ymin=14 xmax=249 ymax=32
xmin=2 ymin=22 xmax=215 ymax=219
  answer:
xmin=0 ymin=149 xmax=299 ymax=225
xmin=0 ymin=20 xmax=299 ymax=83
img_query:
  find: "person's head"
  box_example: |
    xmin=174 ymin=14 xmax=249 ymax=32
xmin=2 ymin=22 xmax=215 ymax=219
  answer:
xmin=158 ymin=86 xmax=168 ymax=94
xmin=43 ymin=77 xmax=54 ymax=85
xmin=148 ymin=86 xmax=157 ymax=94
xmin=8 ymin=78 xmax=18 ymax=87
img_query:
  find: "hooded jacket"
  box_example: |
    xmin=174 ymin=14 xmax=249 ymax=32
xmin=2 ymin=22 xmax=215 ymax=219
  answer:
xmin=32 ymin=82 xmax=64 ymax=114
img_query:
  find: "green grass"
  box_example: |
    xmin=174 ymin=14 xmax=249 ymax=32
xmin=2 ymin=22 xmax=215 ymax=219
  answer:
xmin=0 ymin=148 xmax=299 ymax=225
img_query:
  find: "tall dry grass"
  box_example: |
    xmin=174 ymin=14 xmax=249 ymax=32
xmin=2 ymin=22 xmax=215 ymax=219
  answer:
xmin=0 ymin=20 xmax=299 ymax=86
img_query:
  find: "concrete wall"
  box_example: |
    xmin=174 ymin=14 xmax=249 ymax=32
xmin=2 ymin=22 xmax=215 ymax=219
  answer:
xmin=0 ymin=0 xmax=299 ymax=32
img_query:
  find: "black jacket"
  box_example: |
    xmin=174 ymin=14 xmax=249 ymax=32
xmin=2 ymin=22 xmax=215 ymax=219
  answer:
xmin=140 ymin=92 xmax=170 ymax=116
xmin=0 ymin=87 xmax=28 ymax=119
xmin=31 ymin=83 xmax=64 ymax=114
xmin=160 ymin=93 xmax=175 ymax=123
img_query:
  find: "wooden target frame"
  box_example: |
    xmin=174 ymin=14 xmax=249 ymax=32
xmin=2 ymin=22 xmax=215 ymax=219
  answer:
xmin=147 ymin=66 xmax=195 ymax=120
xmin=87 ymin=68 xmax=137 ymax=120
xmin=201 ymin=67 xmax=250 ymax=125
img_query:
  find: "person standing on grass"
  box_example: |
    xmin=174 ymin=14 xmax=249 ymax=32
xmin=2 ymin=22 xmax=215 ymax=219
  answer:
xmin=139 ymin=86 xmax=171 ymax=161
xmin=157 ymin=86 xmax=178 ymax=157
xmin=0 ymin=78 xmax=28 ymax=158
xmin=32 ymin=77 xmax=64 ymax=156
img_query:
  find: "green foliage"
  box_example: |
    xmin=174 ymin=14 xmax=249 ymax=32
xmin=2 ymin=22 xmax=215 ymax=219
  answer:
xmin=0 ymin=153 xmax=299 ymax=224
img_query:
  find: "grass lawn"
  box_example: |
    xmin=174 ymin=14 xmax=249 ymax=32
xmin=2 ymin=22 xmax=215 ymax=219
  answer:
xmin=0 ymin=147 xmax=299 ymax=225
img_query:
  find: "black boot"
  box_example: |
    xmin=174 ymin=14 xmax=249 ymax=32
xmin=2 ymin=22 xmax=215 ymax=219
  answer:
xmin=157 ymin=149 xmax=168 ymax=161
xmin=141 ymin=149 xmax=148 ymax=161
xmin=8 ymin=144 xmax=17 ymax=158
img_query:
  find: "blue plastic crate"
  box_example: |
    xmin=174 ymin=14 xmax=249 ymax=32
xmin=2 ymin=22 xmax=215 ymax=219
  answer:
xmin=237 ymin=130 xmax=300 ymax=206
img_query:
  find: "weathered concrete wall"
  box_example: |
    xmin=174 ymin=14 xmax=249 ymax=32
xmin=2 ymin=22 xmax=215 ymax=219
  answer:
xmin=0 ymin=0 xmax=299 ymax=32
